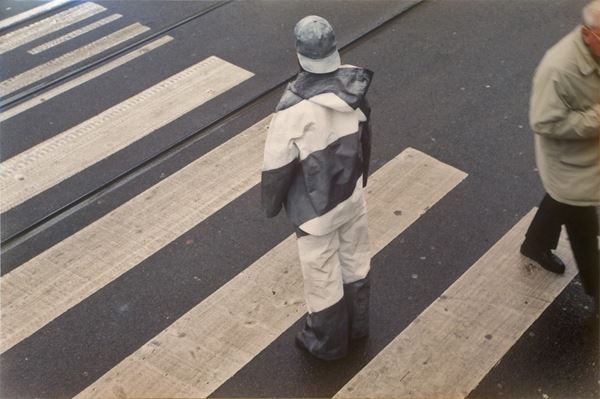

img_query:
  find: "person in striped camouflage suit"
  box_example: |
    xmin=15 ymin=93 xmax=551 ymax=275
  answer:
xmin=261 ymin=15 xmax=374 ymax=360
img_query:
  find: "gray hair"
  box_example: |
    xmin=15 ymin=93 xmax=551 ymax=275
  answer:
xmin=583 ymin=0 xmax=600 ymax=27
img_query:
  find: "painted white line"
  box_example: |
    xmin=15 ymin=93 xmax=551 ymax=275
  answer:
xmin=75 ymin=148 xmax=467 ymax=399
xmin=0 ymin=35 xmax=173 ymax=123
xmin=335 ymin=209 xmax=577 ymax=399
xmin=0 ymin=2 xmax=106 ymax=54
xmin=0 ymin=22 xmax=150 ymax=97
xmin=0 ymin=55 xmax=252 ymax=214
xmin=0 ymin=76 xmax=258 ymax=354
xmin=0 ymin=0 xmax=71 ymax=30
xmin=28 ymin=14 xmax=123 ymax=55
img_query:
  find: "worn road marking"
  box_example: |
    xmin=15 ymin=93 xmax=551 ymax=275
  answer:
xmin=0 ymin=2 xmax=106 ymax=54
xmin=28 ymin=14 xmax=123 ymax=55
xmin=335 ymin=209 xmax=577 ymax=399
xmin=0 ymin=56 xmax=252 ymax=213
xmin=0 ymin=22 xmax=150 ymax=97
xmin=0 ymin=0 xmax=72 ymax=31
xmin=0 ymin=35 xmax=173 ymax=123
xmin=75 ymin=148 xmax=467 ymax=399
xmin=0 ymin=111 xmax=263 ymax=354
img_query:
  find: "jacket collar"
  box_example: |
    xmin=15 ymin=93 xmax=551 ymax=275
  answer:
xmin=573 ymin=26 xmax=600 ymax=76
xmin=289 ymin=66 xmax=373 ymax=109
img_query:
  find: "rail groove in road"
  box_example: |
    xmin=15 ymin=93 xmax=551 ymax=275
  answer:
xmin=0 ymin=35 xmax=173 ymax=123
xmin=1 ymin=112 xmax=266 ymax=354
xmin=28 ymin=13 xmax=124 ymax=55
xmin=0 ymin=2 xmax=106 ymax=55
xmin=0 ymin=0 xmax=232 ymax=108
xmin=0 ymin=56 xmax=254 ymax=214
xmin=0 ymin=22 xmax=151 ymax=97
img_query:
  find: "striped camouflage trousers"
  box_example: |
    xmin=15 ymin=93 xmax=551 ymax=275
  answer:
xmin=295 ymin=211 xmax=371 ymax=360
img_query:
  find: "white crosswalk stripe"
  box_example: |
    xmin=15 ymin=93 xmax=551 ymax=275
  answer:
xmin=0 ymin=0 xmax=73 ymax=30
xmin=28 ymin=13 xmax=123 ymax=55
xmin=0 ymin=35 xmax=173 ymax=123
xmin=335 ymin=210 xmax=577 ymax=399
xmin=74 ymin=148 xmax=467 ymax=398
xmin=0 ymin=2 xmax=106 ymax=54
xmin=0 ymin=22 xmax=150 ymax=97
xmin=0 ymin=56 xmax=253 ymax=213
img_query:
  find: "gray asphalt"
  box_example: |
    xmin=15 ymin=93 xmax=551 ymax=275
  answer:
xmin=0 ymin=1 xmax=597 ymax=398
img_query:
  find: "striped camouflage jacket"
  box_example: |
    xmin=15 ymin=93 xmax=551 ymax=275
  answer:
xmin=261 ymin=65 xmax=373 ymax=236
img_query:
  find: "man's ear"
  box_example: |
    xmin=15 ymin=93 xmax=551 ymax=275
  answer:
xmin=581 ymin=25 xmax=592 ymax=45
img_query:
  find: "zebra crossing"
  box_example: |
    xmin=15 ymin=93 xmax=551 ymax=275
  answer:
xmin=0 ymin=114 xmax=265 ymax=354
xmin=0 ymin=56 xmax=252 ymax=213
xmin=28 ymin=13 xmax=123 ymax=55
xmin=0 ymin=35 xmax=173 ymax=122
xmin=0 ymin=2 xmax=106 ymax=55
xmin=0 ymin=1 xmax=592 ymax=398
xmin=0 ymin=22 xmax=151 ymax=96
xmin=0 ymin=1 xmax=165 ymax=104
xmin=75 ymin=148 xmax=467 ymax=398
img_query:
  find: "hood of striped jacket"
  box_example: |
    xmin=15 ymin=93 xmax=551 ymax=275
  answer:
xmin=277 ymin=66 xmax=373 ymax=113
xmin=261 ymin=66 xmax=373 ymax=234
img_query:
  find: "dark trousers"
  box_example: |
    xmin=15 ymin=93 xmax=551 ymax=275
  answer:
xmin=525 ymin=194 xmax=599 ymax=298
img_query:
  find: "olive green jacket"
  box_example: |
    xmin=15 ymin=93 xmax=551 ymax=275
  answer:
xmin=529 ymin=27 xmax=600 ymax=206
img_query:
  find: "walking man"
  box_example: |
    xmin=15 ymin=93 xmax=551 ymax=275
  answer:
xmin=261 ymin=15 xmax=374 ymax=360
xmin=521 ymin=1 xmax=600 ymax=315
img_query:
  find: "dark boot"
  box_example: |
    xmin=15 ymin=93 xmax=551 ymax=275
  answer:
xmin=520 ymin=242 xmax=566 ymax=274
xmin=295 ymin=297 xmax=349 ymax=360
xmin=344 ymin=273 xmax=371 ymax=340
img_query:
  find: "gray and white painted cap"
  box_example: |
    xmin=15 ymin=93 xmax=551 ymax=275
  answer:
xmin=294 ymin=15 xmax=341 ymax=74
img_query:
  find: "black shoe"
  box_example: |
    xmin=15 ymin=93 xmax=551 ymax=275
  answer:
xmin=294 ymin=330 xmax=347 ymax=361
xmin=520 ymin=242 xmax=565 ymax=274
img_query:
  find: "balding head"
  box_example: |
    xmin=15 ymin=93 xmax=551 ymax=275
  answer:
xmin=583 ymin=0 xmax=600 ymax=28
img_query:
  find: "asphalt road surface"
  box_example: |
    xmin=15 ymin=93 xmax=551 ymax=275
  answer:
xmin=0 ymin=1 xmax=598 ymax=398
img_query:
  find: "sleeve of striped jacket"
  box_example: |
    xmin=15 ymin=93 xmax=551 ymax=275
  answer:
xmin=261 ymin=112 xmax=300 ymax=218
xmin=359 ymin=97 xmax=372 ymax=187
